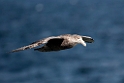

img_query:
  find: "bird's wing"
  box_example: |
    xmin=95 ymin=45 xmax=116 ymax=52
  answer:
xmin=9 ymin=36 xmax=61 ymax=53
xmin=82 ymin=36 xmax=94 ymax=43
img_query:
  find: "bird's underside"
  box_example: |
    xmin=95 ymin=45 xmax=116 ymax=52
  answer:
xmin=34 ymin=38 xmax=75 ymax=52
xmin=34 ymin=45 xmax=73 ymax=52
xmin=9 ymin=34 xmax=94 ymax=53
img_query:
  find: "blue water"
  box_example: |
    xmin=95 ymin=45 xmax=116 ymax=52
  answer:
xmin=0 ymin=0 xmax=124 ymax=83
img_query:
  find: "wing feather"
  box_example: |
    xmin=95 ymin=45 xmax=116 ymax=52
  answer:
xmin=9 ymin=36 xmax=61 ymax=53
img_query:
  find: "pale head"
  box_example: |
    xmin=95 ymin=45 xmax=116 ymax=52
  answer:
xmin=72 ymin=35 xmax=87 ymax=46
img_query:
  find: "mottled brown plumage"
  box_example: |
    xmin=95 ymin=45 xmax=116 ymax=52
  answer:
xmin=10 ymin=34 xmax=94 ymax=53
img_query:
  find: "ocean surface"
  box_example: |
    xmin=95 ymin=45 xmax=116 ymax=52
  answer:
xmin=0 ymin=0 xmax=124 ymax=83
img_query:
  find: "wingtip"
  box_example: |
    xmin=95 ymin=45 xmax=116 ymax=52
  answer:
xmin=6 ymin=51 xmax=14 ymax=54
xmin=82 ymin=36 xmax=94 ymax=43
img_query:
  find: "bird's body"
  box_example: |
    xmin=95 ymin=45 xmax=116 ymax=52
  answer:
xmin=10 ymin=34 xmax=94 ymax=53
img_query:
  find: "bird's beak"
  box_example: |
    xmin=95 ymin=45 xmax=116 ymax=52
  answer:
xmin=81 ymin=40 xmax=86 ymax=47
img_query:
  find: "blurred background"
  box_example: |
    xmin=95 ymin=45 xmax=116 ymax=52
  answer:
xmin=0 ymin=0 xmax=124 ymax=83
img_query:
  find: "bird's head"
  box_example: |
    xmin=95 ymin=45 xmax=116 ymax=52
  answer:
xmin=73 ymin=36 xmax=86 ymax=46
xmin=75 ymin=36 xmax=94 ymax=46
xmin=72 ymin=35 xmax=94 ymax=47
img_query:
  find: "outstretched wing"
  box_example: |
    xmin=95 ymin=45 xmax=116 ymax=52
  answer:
xmin=82 ymin=36 xmax=94 ymax=43
xmin=9 ymin=36 xmax=61 ymax=53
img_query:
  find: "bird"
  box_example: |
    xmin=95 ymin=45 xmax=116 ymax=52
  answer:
xmin=10 ymin=34 xmax=94 ymax=53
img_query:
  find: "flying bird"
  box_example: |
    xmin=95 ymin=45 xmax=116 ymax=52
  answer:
xmin=10 ymin=34 xmax=94 ymax=53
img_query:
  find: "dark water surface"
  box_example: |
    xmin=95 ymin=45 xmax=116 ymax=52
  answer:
xmin=0 ymin=0 xmax=124 ymax=83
